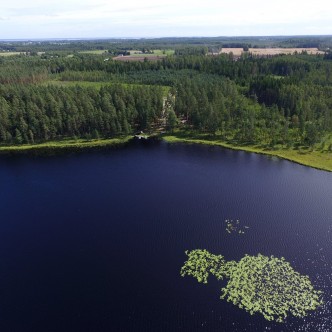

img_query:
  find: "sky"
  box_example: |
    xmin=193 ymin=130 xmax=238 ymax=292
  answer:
xmin=0 ymin=0 xmax=331 ymax=39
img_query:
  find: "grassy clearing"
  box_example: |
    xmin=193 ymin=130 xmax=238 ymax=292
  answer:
xmin=43 ymin=80 xmax=107 ymax=89
xmin=163 ymin=132 xmax=332 ymax=172
xmin=43 ymin=80 xmax=170 ymax=96
xmin=0 ymin=137 xmax=132 ymax=154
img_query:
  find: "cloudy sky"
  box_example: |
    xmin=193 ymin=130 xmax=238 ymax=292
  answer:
xmin=0 ymin=0 xmax=331 ymax=39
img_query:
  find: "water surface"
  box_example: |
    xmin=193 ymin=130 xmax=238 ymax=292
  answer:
xmin=0 ymin=141 xmax=331 ymax=331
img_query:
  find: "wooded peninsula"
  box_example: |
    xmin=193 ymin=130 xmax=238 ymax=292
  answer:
xmin=0 ymin=36 xmax=331 ymax=171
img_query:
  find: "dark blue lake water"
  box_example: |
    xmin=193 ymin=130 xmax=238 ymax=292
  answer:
xmin=0 ymin=140 xmax=331 ymax=332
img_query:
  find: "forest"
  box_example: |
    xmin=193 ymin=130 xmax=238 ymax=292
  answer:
xmin=0 ymin=37 xmax=331 ymax=167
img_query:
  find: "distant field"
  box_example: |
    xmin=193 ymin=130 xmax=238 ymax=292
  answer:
xmin=114 ymin=55 xmax=166 ymax=62
xmin=114 ymin=49 xmax=174 ymax=62
xmin=129 ymin=49 xmax=174 ymax=56
xmin=115 ymin=47 xmax=324 ymax=60
xmin=220 ymin=48 xmax=324 ymax=57
xmin=78 ymin=50 xmax=109 ymax=55
xmin=0 ymin=52 xmax=22 ymax=57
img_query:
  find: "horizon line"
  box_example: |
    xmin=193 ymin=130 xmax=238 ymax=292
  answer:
xmin=1 ymin=34 xmax=332 ymax=42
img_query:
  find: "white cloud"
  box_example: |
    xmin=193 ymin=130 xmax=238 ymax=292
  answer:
xmin=0 ymin=0 xmax=331 ymax=38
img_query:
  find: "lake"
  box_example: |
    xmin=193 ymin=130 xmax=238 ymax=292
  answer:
xmin=0 ymin=140 xmax=331 ymax=332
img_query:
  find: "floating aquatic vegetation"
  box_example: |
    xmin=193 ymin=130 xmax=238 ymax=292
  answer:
xmin=180 ymin=249 xmax=226 ymax=283
xmin=224 ymin=219 xmax=248 ymax=234
xmin=222 ymin=254 xmax=323 ymax=322
xmin=181 ymin=250 xmax=323 ymax=323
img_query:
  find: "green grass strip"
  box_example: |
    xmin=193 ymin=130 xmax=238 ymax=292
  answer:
xmin=0 ymin=137 xmax=132 ymax=154
xmin=163 ymin=134 xmax=332 ymax=172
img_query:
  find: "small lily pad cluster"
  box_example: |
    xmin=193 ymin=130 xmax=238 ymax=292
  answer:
xmin=180 ymin=249 xmax=323 ymax=323
xmin=224 ymin=219 xmax=249 ymax=234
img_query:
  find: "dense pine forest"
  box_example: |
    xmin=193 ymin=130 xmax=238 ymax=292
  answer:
xmin=0 ymin=37 xmax=332 ymax=160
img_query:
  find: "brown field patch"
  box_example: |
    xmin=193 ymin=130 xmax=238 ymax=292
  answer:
xmin=220 ymin=48 xmax=244 ymax=56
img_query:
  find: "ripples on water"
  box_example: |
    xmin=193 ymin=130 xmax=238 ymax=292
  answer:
xmin=0 ymin=142 xmax=331 ymax=331
xmin=285 ymin=227 xmax=332 ymax=332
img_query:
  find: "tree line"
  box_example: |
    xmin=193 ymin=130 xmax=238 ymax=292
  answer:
xmin=0 ymin=50 xmax=331 ymax=149
xmin=0 ymin=84 xmax=163 ymax=144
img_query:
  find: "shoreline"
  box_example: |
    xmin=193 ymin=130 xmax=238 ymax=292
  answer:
xmin=162 ymin=135 xmax=332 ymax=173
xmin=0 ymin=134 xmax=331 ymax=172
xmin=0 ymin=136 xmax=132 ymax=154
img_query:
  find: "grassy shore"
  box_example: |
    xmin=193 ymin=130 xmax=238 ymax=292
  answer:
xmin=0 ymin=137 xmax=132 ymax=154
xmin=162 ymin=133 xmax=332 ymax=172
